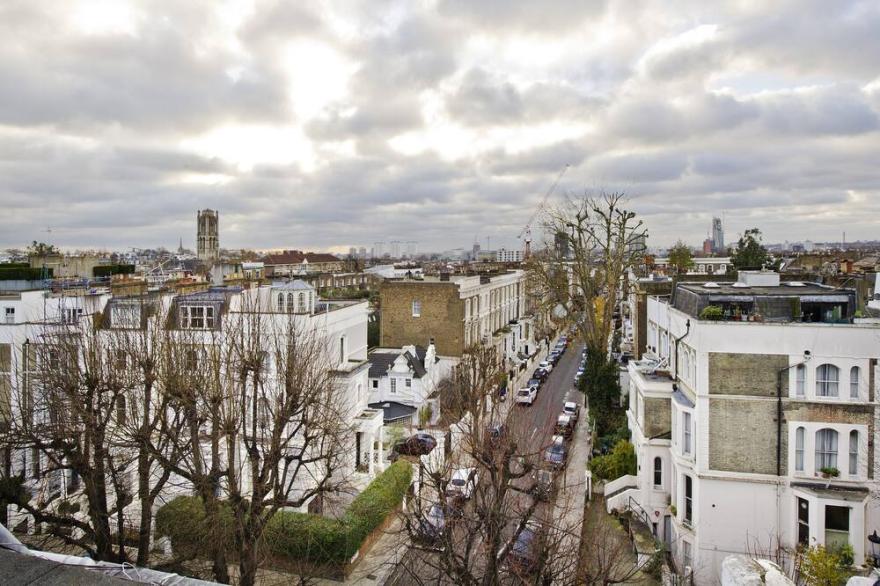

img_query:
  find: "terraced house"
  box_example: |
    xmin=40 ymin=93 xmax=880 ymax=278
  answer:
xmin=608 ymin=271 xmax=880 ymax=584
xmin=379 ymin=270 xmax=536 ymax=370
xmin=1 ymin=279 xmax=383 ymax=543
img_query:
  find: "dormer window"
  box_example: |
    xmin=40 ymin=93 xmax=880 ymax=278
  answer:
xmin=180 ymin=305 xmax=215 ymax=329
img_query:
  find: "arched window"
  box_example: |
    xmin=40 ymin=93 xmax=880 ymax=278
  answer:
xmin=795 ymin=427 xmax=805 ymax=471
xmin=815 ymin=428 xmax=838 ymax=470
xmin=849 ymin=430 xmax=859 ymax=476
xmin=116 ymin=396 xmax=127 ymax=425
xmin=286 ymin=292 xmax=295 ymax=313
xmin=653 ymin=457 xmax=662 ymax=488
xmin=816 ymin=364 xmax=839 ymax=397
xmin=277 ymin=293 xmax=284 ymax=312
xmin=258 ymin=398 xmax=270 ymax=428
xmin=795 ymin=364 xmax=805 ymax=397
xmin=850 ymin=367 xmax=860 ymax=400
xmin=298 ymin=292 xmax=306 ymax=313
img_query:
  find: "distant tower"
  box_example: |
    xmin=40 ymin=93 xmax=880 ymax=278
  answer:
xmin=197 ymin=209 xmax=219 ymax=263
xmin=711 ymin=217 xmax=724 ymax=254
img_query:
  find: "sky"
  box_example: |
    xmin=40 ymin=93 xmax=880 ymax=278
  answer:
xmin=1 ymin=0 xmax=879 ymax=253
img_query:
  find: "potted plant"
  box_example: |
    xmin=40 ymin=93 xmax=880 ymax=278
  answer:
xmin=819 ymin=467 xmax=840 ymax=479
xmin=669 ymin=504 xmax=677 ymax=517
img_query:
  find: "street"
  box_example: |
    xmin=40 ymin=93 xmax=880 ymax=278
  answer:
xmin=382 ymin=338 xmax=590 ymax=585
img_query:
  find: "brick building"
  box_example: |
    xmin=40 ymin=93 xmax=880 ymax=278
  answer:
xmin=263 ymin=250 xmax=343 ymax=276
xmin=379 ymin=271 xmax=535 ymax=363
xmin=607 ymin=271 xmax=880 ymax=583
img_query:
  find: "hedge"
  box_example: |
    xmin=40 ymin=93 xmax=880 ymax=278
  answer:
xmin=93 ymin=264 xmax=135 ymax=277
xmin=0 ymin=266 xmax=53 ymax=280
xmin=156 ymin=460 xmax=412 ymax=566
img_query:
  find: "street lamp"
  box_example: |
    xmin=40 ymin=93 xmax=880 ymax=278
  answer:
xmin=868 ymin=530 xmax=880 ymax=567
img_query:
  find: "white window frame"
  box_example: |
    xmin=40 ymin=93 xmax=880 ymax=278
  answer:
xmin=405 ymin=378 xmax=412 ymax=388
xmin=390 ymin=378 xmax=397 ymax=393
xmin=848 ymin=430 xmax=858 ymax=476
xmin=795 ymin=364 xmax=806 ymax=397
xmin=795 ymin=427 xmax=805 ymax=472
xmin=815 ymin=428 xmax=838 ymax=470
xmin=653 ymin=456 xmax=663 ymax=489
xmin=849 ymin=367 xmax=860 ymax=400
xmin=682 ymin=411 xmax=692 ymax=455
xmin=412 ymin=300 xmax=421 ymax=318
xmin=816 ymin=364 xmax=839 ymax=398
xmin=180 ymin=305 xmax=215 ymax=330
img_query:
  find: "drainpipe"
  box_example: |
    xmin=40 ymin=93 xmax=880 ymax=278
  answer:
xmin=776 ymin=351 xmax=812 ymax=476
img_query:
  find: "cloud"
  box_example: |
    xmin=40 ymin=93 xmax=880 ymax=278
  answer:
xmin=0 ymin=0 xmax=879 ymax=251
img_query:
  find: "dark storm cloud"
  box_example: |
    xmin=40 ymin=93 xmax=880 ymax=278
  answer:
xmin=1 ymin=0 xmax=879 ymax=251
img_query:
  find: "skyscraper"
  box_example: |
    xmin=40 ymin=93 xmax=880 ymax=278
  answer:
xmin=197 ymin=209 xmax=219 ymax=263
xmin=711 ymin=217 xmax=724 ymax=253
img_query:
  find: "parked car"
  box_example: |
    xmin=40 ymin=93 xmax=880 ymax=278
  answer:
xmin=562 ymin=401 xmax=580 ymax=422
xmin=488 ymin=423 xmax=508 ymax=440
xmin=555 ymin=414 xmax=573 ymax=438
xmin=543 ymin=436 xmax=567 ymax=469
xmin=538 ymin=360 xmax=553 ymax=373
xmin=526 ymin=377 xmax=542 ymax=390
xmin=507 ymin=522 xmax=546 ymax=575
xmin=547 ymin=351 xmax=561 ymax=365
xmin=516 ymin=386 xmax=537 ymax=406
xmin=531 ymin=369 xmax=547 ymax=382
xmin=391 ymin=433 xmax=437 ymax=460
xmin=531 ymin=468 xmax=555 ymax=502
xmin=447 ymin=467 xmax=478 ymax=500
xmin=573 ymin=368 xmax=584 ymax=384
xmin=416 ymin=502 xmax=458 ymax=546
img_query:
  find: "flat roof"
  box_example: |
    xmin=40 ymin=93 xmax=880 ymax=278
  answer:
xmin=677 ymin=281 xmax=840 ymax=296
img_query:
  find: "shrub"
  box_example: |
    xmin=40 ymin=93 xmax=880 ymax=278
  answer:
xmin=155 ymin=496 xmax=234 ymax=560
xmin=589 ymin=440 xmax=637 ymax=481
xmin=156 ymin=460 xmax=412 ymax=567
xmin=800 ymin=544 xmax=849 ymax=586
xmin=699 ymin=305 xmax=724 ymax=321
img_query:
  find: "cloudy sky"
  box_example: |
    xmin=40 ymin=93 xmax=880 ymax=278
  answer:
xmin=2 ymin=0 xmax=879 ymax=253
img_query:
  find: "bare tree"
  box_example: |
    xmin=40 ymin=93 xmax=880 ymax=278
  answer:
xmin=221 ymin=297 xmax=353 ymax=586
xmin=144 ymin=321 xmax=234 ymax=583
xmin=0 ymin=318 xmax=132 ymax=561
xmin=527 ymin=192 xmax=646 ymax=361
xmin=397 ymin=345 xmax=583 ymax=585
xmin=107 ymin=298 xmax=184 ymax=566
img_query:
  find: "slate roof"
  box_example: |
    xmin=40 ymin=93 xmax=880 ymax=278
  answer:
xmin=368 ymin=401 xmax=417 ymax=423
xmin=368 ymin=352 xmax=398 ymax=378
xmin=368 ymin=346 xmax=431 ymax=379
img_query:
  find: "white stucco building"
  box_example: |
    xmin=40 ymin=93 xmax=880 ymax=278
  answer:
xmin=366 ymin=343 xmax=452 ymax=426
xmin=1 ymin=279 xmax=382 ymax=538
xmin=607 ymin=271 xmax=880 ymax=583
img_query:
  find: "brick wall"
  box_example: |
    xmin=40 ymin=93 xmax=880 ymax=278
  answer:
xmin=379 ymin=282 xmax=464 ymax=356
xmin=709 ymin=397 xmax=780 ymax=474
xmin=709 ymin=353 xmax=789 ymax=397
xmin=644 ymin=397 xmax=671 ymax=437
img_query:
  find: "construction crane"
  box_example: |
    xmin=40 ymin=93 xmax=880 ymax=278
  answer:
xmin=518 ymin=164 xmax=569 ymax=258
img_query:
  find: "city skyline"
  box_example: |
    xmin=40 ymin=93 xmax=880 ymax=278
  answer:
xmin=2 ymin=1 xmax=878 ymax=251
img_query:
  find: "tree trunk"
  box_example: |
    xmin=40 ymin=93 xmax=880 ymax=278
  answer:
xmin=136 ymin=478 xmax=152 ymax=566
